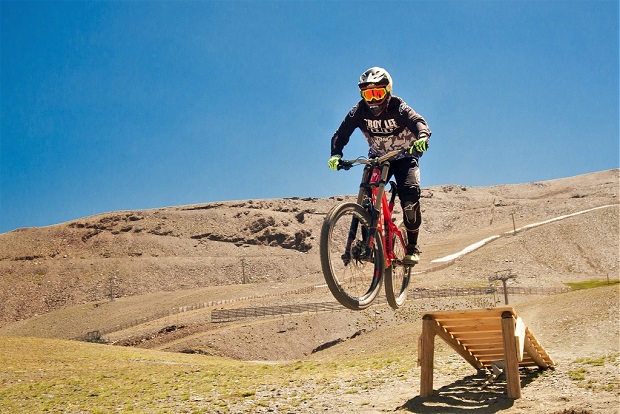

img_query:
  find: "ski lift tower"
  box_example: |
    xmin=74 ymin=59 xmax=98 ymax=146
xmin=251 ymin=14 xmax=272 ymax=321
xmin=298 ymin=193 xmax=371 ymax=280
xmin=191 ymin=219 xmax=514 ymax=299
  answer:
xmin=489 ymin=269 xmax=517 ymax=305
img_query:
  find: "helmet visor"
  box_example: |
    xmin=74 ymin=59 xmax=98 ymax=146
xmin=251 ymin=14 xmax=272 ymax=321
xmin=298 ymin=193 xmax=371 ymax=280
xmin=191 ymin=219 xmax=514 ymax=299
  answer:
xmin=360 ymin=86 xmax=388 ymax=103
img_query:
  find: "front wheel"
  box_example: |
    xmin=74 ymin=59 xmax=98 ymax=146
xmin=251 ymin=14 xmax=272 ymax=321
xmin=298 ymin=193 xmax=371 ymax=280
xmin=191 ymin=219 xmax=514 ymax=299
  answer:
xmin=320 ymin=202 xmax=385 ymax=310
xmin=384 ymin=221 xmax=412 ymax=309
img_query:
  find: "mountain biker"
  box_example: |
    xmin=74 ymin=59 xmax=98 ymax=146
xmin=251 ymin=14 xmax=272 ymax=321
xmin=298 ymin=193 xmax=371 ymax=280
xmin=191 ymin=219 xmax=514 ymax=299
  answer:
xmin=328 ymin=66 xmax=432 ymax=265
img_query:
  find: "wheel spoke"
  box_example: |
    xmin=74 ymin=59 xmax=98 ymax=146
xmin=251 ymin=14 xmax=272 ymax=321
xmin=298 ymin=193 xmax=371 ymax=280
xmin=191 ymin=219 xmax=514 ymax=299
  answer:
xmin=320 ymin=203 xmax=384 ymax=310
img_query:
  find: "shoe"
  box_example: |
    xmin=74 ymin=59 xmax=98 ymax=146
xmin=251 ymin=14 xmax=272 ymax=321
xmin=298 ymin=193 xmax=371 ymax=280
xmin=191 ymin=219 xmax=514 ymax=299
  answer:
xmin=403 ymin=245 xmax=421 ymax=265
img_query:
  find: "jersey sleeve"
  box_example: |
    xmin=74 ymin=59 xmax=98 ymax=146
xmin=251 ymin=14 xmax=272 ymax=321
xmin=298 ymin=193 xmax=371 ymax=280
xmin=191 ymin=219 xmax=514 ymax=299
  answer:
xmin=330 ymin=103 xmax=361 ymax=157
xmin=399 ymin=101 xmax=431 ymax=139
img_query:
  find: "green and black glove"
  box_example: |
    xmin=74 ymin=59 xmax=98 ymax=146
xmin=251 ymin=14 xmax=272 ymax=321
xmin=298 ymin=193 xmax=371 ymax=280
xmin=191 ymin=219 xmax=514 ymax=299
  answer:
xmin=409 ymin=134 xmax=429 ymax=154
xmin=328 ymin=155 xmax=341 ymax=170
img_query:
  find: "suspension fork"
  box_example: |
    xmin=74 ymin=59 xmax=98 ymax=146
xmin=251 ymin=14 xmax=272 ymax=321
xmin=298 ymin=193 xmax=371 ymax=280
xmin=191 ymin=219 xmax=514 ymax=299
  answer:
xmin=342 ymin=215 xmax=360 ymax=263
xmin=340 ymin=168 xmax=374 ymax=259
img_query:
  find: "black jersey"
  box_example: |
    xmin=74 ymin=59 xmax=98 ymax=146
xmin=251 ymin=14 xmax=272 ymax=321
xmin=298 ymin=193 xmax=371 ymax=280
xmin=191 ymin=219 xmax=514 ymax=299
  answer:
xmin=330 ymin=96 xmax=431 ymax=159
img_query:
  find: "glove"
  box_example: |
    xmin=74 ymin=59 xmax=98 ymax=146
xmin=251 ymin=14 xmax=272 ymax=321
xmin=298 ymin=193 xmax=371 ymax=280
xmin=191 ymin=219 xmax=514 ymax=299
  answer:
xmin=409 ymin=135 xmax=429 ymax=153
xmin=328 ymin=155 xmax=341 ymax=170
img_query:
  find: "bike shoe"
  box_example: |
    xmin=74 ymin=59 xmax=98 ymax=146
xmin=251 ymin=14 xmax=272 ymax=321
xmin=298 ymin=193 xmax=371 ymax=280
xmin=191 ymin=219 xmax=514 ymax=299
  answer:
xmin=403 ymin=245 xmax=421 ymax=266
xmin=403 ymin=253 xmax=419 ymax=266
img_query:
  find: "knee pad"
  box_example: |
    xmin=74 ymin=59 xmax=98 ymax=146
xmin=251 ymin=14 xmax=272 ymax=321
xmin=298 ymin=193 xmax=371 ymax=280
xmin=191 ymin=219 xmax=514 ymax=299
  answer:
xmin=402 ymin=201 xmax=421 ymax=231
xmin=400 ymin=186 xmax=421 ymax=231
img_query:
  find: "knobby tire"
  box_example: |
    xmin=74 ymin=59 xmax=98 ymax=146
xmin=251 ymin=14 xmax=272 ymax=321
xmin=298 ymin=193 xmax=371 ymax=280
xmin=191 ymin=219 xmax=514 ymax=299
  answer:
xmin=384 ymin=221 xmax=412 ymax=309
xmin=320 ymin=202 xmax=385 ymax=310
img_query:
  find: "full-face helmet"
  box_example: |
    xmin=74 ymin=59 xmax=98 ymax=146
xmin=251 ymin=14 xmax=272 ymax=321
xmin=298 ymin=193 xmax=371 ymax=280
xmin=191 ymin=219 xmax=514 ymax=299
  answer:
xmin=358 ymin=67 xmax=393 ymax=116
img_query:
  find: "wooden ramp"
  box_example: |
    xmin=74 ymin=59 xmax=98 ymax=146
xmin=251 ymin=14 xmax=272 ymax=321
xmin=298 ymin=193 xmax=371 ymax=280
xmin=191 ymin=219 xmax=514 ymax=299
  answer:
xmin=418 ymin=307 xmax=555 ymax=399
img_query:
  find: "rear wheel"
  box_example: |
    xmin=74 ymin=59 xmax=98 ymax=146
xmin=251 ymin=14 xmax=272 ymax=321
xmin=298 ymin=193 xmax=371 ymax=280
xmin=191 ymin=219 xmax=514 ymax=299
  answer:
xmin=320 ymin=202 xmax=385 ymax=310
xmin=385 ymin=221 xmax=412 ymax=309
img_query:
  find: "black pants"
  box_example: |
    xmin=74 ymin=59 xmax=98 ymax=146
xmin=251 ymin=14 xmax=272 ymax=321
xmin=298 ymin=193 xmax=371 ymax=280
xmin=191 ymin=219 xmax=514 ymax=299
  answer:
xmin=388 ymin=157 xmax=422 ymax=249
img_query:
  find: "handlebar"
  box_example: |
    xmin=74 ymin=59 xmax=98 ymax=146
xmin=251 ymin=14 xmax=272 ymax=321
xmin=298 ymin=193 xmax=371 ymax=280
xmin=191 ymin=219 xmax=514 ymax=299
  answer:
xmin=338 ymin=148 xmax=407 ymax=171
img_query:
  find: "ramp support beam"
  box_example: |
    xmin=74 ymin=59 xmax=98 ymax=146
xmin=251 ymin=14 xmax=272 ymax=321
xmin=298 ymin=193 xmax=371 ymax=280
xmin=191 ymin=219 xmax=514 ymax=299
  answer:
xmin=501 ymin=311 xmax=522 ymax=399
xmin=419 ymin=315 xmax=436 ymax=397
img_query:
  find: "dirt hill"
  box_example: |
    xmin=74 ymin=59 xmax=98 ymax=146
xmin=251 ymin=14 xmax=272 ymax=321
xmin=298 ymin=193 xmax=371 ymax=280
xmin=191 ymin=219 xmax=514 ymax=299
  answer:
xmin=1 ymin=169 xmax=617 ymax=327
xmin=0 ymin=169 xmax=619 ymax=413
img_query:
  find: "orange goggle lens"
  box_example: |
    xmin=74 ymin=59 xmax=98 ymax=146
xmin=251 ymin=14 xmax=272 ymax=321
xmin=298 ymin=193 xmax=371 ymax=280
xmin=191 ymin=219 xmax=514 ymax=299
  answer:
xmin=360 ymin=87 xmax=388 ymax=102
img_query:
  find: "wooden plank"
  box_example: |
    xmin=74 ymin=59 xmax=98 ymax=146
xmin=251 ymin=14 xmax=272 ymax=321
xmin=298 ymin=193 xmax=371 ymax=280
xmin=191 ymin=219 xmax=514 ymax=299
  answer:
xmin=478 ymin=357 xmax=505 ymax=363
xmin=515 ymin=317 xmax=526 ymax=362
xmin=523 ymin=334 xmax=551 ymax=368
xmin=460 ymin=338 xmax=504 ymax=346
xmin=442 ymin=325 xmax=502 ymax=334
xmin=439 ymin=318 xmax=503 ymax=328
xmin=456 ymin=338 xmax=503 ymax=346
xmin=456 ymin=340 xmax=499 ymax=347
xmin=466 ymin=347 xmax=504 ymax=354
xmin=452 ymin=331 xmax=504 ymax=339
xmin=525 ymin=328 xmax=555 ymax=366
xmin=434 ymin=317 xmax=503 ymax=325
xmin=463 ymin=339 xmax=503 ymax=347
xmin=476 ymin=349 xmax=504 ymax=361
xmin=419 ymin=315 xmax=436 ymax=398
xmin=427 ymin=307 xmax=515 ymax=320
xmin=456 ymin=331 xmax=502 ymax=337
xmin=501 ymin=311 xmax=522 ymax=399
xmin=432 ymin=322 xmax=485 ymax=370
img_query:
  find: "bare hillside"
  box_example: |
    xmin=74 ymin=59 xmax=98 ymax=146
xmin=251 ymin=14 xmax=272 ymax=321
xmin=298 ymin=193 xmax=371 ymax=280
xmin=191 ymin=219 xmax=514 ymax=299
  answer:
xmin=0 ymin=169 xmax=617 ymax=328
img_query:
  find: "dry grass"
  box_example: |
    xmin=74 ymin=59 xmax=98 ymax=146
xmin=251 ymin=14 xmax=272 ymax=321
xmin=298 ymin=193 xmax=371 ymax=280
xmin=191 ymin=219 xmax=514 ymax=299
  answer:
xmin=0 ymin=335 xmax=425 ymax=413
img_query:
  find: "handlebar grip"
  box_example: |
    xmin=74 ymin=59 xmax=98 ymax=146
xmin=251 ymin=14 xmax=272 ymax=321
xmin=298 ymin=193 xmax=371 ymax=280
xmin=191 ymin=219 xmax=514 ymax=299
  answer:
xmin=337 ymin=160 xmax=353 ymax=171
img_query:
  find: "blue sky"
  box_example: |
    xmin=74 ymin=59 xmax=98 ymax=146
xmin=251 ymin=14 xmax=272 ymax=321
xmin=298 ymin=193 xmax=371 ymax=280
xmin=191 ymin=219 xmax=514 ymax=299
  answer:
xmin=1 ymin=0 xmax=618 ymax=233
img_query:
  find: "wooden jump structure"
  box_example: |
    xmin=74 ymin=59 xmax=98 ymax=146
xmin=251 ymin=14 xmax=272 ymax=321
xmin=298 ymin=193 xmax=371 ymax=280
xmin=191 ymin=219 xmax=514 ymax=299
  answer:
xmin=418 ymin=307 xmax=555 ymax=399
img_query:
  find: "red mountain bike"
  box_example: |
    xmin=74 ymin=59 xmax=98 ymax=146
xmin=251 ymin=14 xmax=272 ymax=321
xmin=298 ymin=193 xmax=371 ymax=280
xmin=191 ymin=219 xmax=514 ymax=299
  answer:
xmin=320 ymin=149 xmax=413 ymax=310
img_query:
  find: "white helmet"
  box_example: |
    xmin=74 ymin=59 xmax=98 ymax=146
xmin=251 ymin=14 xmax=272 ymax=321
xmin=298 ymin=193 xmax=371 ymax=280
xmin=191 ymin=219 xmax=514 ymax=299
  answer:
xmin=358 ymin=67 xmax=393 ymax=115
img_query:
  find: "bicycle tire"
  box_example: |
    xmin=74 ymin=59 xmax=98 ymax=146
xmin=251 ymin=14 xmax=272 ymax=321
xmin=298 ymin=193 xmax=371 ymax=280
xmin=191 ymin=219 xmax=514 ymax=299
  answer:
xmin=384 ymin=221 xmax=412 ymax=309
xmin=320 ymin=202 xmax=385 ymax=310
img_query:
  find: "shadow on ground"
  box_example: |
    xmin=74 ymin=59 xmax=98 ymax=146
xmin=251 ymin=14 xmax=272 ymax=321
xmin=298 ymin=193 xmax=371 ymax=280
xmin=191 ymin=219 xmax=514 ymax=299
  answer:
xmin=399 ymin=369 xmax=544 ymax=413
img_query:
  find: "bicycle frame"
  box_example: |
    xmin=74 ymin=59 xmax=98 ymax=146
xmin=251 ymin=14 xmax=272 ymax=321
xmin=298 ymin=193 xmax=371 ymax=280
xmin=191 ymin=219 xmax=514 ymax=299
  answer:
xmin=354 ymin=160 xmax=407 ymax=268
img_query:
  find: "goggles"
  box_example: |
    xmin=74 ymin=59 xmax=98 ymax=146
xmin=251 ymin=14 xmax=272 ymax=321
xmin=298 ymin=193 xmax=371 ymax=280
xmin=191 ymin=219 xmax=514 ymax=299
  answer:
xmin=360 ymin=86 xmax=388 ymax=103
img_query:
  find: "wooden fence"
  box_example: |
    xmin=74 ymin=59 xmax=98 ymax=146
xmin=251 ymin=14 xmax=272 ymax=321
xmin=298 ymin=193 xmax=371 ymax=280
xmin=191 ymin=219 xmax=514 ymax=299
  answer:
xmin=83 ymin=284 xmax=568 ymax=340
xmin=409 ymin=286 xmax=567 ymax=300
xmin=211 ymin=302 xmax=343 ymax=323
xmin=210 ymin=286 xmax=569 ymax=323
